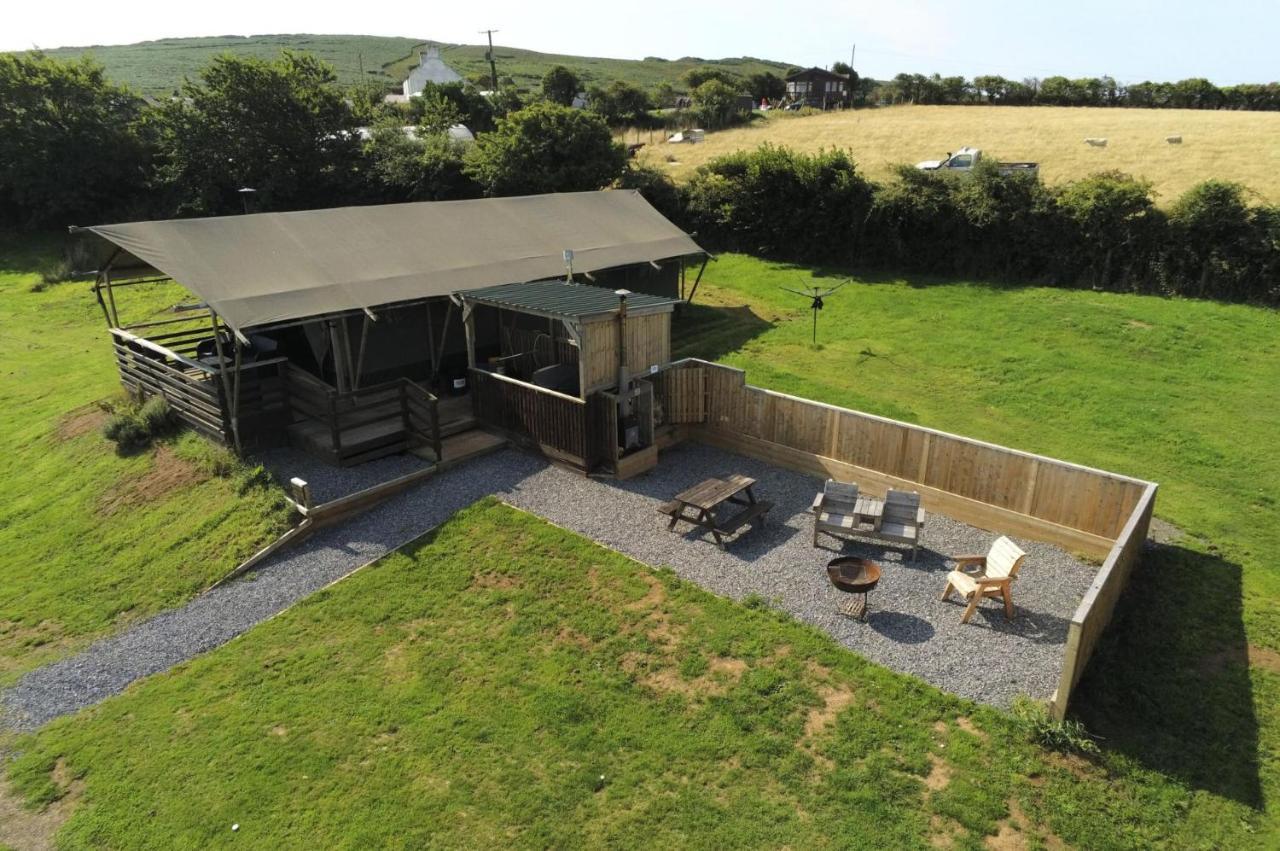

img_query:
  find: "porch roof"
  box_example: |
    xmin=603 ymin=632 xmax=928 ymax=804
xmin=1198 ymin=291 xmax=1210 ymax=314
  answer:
xmin=462 ymin=279 xmax=678 ymax=322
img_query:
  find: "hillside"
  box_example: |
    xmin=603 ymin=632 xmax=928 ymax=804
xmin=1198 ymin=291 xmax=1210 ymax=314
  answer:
xmin=29 ymin=34 xmax=796 ymax=98
xmin=636 ymin=103 xmax=1280 ymax=204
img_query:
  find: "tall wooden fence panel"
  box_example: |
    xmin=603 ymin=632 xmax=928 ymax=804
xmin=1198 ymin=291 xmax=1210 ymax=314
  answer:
xmin=656 ymin=359 xmax=1151 ymax=558
xmin=471 ymin=368 xmax=595 ymax=469
xmin=1050 ymin=482 xmax=1157 ymax=719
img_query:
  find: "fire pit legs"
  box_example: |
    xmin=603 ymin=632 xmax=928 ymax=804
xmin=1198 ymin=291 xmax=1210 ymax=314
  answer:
xmin=826 ymin=557 xmax=882 ymax=622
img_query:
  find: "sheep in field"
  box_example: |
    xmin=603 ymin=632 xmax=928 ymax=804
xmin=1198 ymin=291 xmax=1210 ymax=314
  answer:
xmin=1084 ymin=138 xmax=1108 ymax=147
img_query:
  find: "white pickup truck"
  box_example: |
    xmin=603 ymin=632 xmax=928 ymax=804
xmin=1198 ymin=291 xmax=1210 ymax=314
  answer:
xmin=915 ymin=146 xmax=1039 ymax=177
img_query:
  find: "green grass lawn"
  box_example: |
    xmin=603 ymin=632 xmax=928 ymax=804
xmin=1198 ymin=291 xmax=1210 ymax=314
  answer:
xmin=674 ymin=253 xmax=1280 ymax=840
xmin=3 ymin=499 xmax=1236 ymax=849
xmin=2 ymin=239 xmax=1276 ymax=846
xmin=0 ymin=235 xmax=291 ymax=682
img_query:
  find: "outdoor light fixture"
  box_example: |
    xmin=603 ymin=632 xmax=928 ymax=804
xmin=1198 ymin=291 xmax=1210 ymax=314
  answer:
xmin=237 ymin=187 xmax=257 ymax=214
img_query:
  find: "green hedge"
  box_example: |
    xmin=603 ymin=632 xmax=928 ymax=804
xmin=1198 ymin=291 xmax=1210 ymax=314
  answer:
xmin=677 ymin=147 xmax=1279 ymax=306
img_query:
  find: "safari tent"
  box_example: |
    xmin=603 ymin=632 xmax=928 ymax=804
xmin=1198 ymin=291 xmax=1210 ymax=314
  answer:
xmin=74 ymin=191 xmax=705 ymax=470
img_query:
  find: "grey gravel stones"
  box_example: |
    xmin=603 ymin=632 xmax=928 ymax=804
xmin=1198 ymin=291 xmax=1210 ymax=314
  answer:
xmin=2 ymin=441 xmax=1096 ymax=732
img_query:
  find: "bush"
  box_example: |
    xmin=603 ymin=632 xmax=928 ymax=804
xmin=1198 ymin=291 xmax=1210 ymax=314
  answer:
xmin=1055 ymin=171 xmax=1162 ymax=289
xmin=684 ymin=145 xmax=875 ymax=264
xmin=615 ymin=165 xmax=684 ymax=224
xmin=101 ymin=396 xmax=179 ymax=455
xmin=464 ymin=102 xmax=626 ymax=196
xmin=1012 ymin=696 xmax=1100 ymax=756
xmin=102 ymin=412 xmax=151 ymax=455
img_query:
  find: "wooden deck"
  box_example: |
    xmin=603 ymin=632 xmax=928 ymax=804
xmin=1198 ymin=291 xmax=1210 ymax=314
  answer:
xmin=288 ymin=392 xmax=473 ymax=466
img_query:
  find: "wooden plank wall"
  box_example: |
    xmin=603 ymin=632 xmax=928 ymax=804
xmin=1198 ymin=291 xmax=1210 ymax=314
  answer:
xmin=581 ymin=312 xmax=672 ymax=393
xmin=111 ymin=331 xmax=228 ymax=442
xmin=653 ymin=359 xmax=1152 ymax=557
xmin=470 ymin=368 xmax=591 ymax=468
xmin=1050 ymin=483 xmax=1157 ymax=719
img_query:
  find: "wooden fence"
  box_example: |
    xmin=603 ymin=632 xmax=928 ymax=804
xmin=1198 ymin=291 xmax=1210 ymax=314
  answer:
xmin=650 ymin=358 xmax=1157 ymax=718
xmin=470 ymin=368 xmax=614 ymax=472
xmin=111 ymin=328 xmax=228 ymax=442
xmin=652 ymin=359 xmax=1149 ymax=557
xmin=1051 ymin=481 xmax=1156 ymax=718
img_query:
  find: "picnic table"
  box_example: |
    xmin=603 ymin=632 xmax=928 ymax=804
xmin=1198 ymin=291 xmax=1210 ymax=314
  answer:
xmin=659 ymin=474 xmax=774 ymax=549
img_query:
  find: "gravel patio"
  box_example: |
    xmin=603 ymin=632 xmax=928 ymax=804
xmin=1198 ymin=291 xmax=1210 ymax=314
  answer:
xmin=496 ymin=441 xmax=1098 ymax=708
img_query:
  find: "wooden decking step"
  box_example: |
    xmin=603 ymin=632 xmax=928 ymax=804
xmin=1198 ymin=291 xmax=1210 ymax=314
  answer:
xmin=410 ymin=427 xmax=508 ymax=465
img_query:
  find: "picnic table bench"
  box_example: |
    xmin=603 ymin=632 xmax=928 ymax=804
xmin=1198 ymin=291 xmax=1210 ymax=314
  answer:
xmin=658 ymin=474 xmax=773 ymax=549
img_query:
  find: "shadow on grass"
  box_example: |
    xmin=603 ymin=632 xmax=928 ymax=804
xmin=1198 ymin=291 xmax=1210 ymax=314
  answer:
xmin=1071 ymin=542 xmax=1262 ymax=809
xmin=670 ymin=301 xmax=774 ymax=362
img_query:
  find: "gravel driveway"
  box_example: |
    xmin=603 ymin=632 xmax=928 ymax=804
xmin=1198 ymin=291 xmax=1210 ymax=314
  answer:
xmin=2 ymin=441 xmax=1096 ymax=732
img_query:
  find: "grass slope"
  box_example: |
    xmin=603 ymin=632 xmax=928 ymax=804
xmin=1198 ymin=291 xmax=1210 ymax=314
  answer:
xmin=0 ymin=235 xmax=291 ymax=682
xmin=26 ymin=34 xmax=794 ymax=98
xmin=4 ymin=499 xmax=1242 ymax=848
xmin=674 ymin=253 xmax=1280 ymax=838
xmin=638 ymin=104 xmax=1280 ymax=204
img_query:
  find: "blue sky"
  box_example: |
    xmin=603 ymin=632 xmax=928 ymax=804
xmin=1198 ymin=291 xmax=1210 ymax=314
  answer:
xmin=5 ymin=0 xmax=1276 ymax=85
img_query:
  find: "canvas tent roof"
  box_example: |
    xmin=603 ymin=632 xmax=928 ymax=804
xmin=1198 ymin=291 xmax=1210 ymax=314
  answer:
xmin=82 ymin=190 xmax=703 ymax=333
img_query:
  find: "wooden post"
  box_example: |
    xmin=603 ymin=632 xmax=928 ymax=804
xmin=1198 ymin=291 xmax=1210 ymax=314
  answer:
xmin=463 ymin=303 xmax=477 ymax=371
xmin=209 ymin=311 xmax=235 ymax=445
xmin=103 ymin=266 xmax=121 ymax=328
xmin=229 ymin=343 xmax=243 ymax=453
xmin=432 ymin=300 xmax=455 ymax=383
xmin=353 ymin=313 xmax=371 ymax=391
xmin=329 ymin=320 xmax=348 ymax=392
xmin=425 ymin=300 xmax=437 ymax=378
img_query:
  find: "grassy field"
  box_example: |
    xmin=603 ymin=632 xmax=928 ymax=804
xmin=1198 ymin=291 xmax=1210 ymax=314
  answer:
xmin=27 ymin=34 xmax=793 ymax=98
xmin=0 ymin=235 xmax=291 ymax=683
xmin=637 ymin=104 xmax=1280 ymax=204
xmin=1 ymin=240 xmax=1276 ymax=846
xmin=4 ymin=498 xmax=1265 ymax=849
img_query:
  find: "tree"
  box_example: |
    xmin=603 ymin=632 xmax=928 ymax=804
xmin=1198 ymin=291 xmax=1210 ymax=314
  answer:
xmin=682 ymin=68 xmax=741 ymax=90
xmin=408 ymin=82 xmax=495 ymax=132
xmin=464 ymin=102 xmax=626 ymax=196
xmin=587 ymin=81 xmax=652 ymax=126
xmin=150 ymin=51 xmax=363 ymax=215
xmin=416 ymin=89 xmax=463 ymax=134
xmin=653 ymin=82 xmax=677 ymax=108
xmin=692 ymin=80 xmax=747 ymax=130
xmin=831 ymin=61 xmax=853 ymax=77
xmin=540 ymin=65 xmax=580 ymax=106
xmin=745 ymin=72 xmax=786 ymax=103
xmin=364 ymin=122 xmax=480 ymax=202
xmin=0 ymin=53 xmax=150 ymax=227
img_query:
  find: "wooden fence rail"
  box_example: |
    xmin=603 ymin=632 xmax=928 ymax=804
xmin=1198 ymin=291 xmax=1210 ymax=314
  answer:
xmin=470 ymin=368 xmax=615 ymax=472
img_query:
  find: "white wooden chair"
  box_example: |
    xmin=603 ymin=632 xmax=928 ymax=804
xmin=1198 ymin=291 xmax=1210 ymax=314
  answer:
xmin=876 ymin=489 xmax=924 ymax=562
xmin=811 ymin=479 xmax=859 ymax=546
xmin=940 ymin=536 xmax=1027 ymax=623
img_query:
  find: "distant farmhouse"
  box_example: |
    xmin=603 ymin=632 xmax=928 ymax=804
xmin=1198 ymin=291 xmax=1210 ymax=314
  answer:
xmin=784 ymin=67 xmax=850 ymax=109
xmin=385 ymin=46 xmax=463 ymax=103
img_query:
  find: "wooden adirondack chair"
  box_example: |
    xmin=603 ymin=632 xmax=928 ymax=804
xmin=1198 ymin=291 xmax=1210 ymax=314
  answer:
xmin=876 ymin=489 xmax=924 ymax=562
xmin=940 ymin=536 xmax=1027 ymax=623
xmin=811 ymin=479 xmax=859 ymax=546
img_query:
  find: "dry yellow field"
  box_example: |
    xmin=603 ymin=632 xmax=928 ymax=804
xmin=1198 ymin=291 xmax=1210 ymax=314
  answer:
xmin=633 ymin=104 xmax=1280 ymax=204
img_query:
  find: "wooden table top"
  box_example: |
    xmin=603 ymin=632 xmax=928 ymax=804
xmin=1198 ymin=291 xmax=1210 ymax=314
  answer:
xmin=675 ymin=474 xmax=757 ymax=511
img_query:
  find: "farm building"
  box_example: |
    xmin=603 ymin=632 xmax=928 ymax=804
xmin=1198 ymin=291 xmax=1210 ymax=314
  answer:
xmin=784 ymin=67 xmax=850 ymax=109
xmin=74 ymin=191 xmax=706 ymax=473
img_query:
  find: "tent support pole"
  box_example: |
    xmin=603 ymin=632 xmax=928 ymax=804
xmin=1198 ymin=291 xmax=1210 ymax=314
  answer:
xmin=209 ymin=312 xmax=238 ymax=450
xmin=329 ymin=320 xmax=348 ymax=392
xmin=432 ymin=301 xmax=455 ymax=383
xmin=687 ymin=256 xmax=709 ymax=304
xmin=425 ymin=300 xmax=437 ymax=379
xmin=340 ymin=319 xmax=356 ymax=390
xmin=463 ymin=305 xmax=476 ymax=372
xmin=229 ymin=344 xmax=243 ymax=453
xmin=353 ymin=314 xmax=371 ymax=391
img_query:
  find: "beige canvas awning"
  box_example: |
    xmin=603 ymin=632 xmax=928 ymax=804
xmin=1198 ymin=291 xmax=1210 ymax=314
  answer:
xmin=84 ymin=190 xmax=703 ymax=333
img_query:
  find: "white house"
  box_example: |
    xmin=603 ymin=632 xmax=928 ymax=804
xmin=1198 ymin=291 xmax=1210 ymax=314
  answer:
xmin=385 ymin=46 xmax=463 ymax=103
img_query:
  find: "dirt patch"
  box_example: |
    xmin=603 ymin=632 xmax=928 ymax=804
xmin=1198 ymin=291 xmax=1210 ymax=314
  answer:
xmin=709 ymin=657 xmax=747 ymax=678
xmin=0 ymin=620 xmax=75 ymax=675
xmin=382 ymin=639 xmax=418 ymax=683
xmin=96 ymin=445 xmax=207 ymax=516
xmin=0 ymin=759 xmax=83 ymax=851
xmin=985 ymin=797 xmax=1067 ymax=851
xmin=622 ymin=651 xmax=748 ymax=699
xmin=554 ymin=626 xmax=594 ymax=650
xmin=54 ymin=406 xmax=107 ymax=442
xmin=802 ymin=683 xmax=856 ymax=738
xmin=955 ymin=716 xmax=989 ymax=742
xmin=924 ymin=754 xmax=953 ymax=792
xmin=472 ymin=572 xmax=521 ymax=590
xmin=1124 ymin=319 xmax=1153 ymax=329
xmin=1199 ymin=643 xmax=1280 ymax=677
xmin=929 ymin=814 xmax=963 ymax=849
xmin=624 ymin=573 xmax=668 ymax=612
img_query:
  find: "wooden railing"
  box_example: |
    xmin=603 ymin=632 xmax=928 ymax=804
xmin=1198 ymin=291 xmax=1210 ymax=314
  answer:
xmin=470 ymin=368 xmax=613 ymax=471
xmin=286 ymin=366 xmax=441 ymax=466
xmin=110 ymin=328 xmax=228 ymax=442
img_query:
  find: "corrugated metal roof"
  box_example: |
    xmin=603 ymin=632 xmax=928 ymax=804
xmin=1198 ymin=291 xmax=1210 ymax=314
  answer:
xmin=463 ymin=280 xmax=678 ymax=320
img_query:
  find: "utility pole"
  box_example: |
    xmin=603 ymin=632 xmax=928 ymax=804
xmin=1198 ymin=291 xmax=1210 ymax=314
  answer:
xmin=850 ymin=44 xmax=856 ymax=70
xmin=479 ymin=28 xmax=499 ymax=91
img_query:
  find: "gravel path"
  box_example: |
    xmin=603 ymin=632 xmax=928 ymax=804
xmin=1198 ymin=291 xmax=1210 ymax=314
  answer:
xmin=498 ymin=441 xmax=1097 ymax=708
xmin=0 ymin=450 xmax=543 ymax=733
xmin=2 ymin=441 xmax=1096 ymax=731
